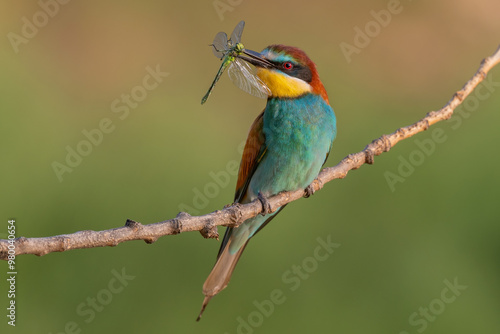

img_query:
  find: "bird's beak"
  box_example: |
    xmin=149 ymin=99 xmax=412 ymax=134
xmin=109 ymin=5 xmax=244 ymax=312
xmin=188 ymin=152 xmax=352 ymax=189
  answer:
xmin=238 ymin=49 xmax=274 ymax=69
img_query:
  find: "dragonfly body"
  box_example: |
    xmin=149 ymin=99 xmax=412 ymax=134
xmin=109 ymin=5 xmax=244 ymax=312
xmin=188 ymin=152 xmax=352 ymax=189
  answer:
xmin=201 ymin=55 xmax=234 ymax=105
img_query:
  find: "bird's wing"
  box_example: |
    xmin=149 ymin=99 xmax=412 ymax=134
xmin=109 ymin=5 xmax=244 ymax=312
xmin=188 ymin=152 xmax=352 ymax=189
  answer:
xmin=217 ymin=111 xmax=266 ymax=259
xmin=233 ymin=110 xmax=267 ymax=203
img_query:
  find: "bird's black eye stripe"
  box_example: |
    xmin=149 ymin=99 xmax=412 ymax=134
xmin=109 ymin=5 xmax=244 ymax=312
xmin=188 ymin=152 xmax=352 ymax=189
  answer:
xmin=270 ymin=61 xmax=312 ymax=83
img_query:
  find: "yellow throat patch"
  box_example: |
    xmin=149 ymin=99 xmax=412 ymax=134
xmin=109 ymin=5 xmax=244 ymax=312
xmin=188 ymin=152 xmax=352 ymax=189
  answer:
xmin=257 ymin=68 xmax=312 ymax=98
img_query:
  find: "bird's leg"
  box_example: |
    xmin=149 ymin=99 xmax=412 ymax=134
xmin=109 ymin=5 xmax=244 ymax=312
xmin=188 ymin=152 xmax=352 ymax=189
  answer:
xmin=305 ymin=179 xmax=324 ymax=198
xmin=257 ymin=192 xmax=272 ymax=216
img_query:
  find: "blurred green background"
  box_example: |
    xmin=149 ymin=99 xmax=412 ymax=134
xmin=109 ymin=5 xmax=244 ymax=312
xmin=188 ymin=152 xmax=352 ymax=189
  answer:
xmin=1 ymin=1 xmax=500 ymax=333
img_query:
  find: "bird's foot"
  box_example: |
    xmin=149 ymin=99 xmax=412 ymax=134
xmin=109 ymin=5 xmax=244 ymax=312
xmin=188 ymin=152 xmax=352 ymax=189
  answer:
xmin=258 ymin=192 xmax=272 ymax=216
xmin=305 ymin=179 xmax=324 ymax=198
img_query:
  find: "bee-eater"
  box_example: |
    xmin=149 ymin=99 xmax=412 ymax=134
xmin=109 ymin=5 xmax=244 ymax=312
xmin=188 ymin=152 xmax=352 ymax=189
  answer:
xmin=197 ymin=44 xmax=336 ymax=320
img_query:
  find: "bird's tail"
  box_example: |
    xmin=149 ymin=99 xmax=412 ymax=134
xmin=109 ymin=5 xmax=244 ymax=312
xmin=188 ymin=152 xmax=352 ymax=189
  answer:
xmin=196 ymin=238 xmax=248 ymax=321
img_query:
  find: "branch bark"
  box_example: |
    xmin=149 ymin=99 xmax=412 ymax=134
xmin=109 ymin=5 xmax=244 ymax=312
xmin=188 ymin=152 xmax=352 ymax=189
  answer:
xmin=2 ymin=45 xmax=500 ymax=261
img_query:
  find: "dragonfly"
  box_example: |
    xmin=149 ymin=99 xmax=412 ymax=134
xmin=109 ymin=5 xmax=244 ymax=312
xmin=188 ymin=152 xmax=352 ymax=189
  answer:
xmin=201 ymin=21 xmax=271 ymax=104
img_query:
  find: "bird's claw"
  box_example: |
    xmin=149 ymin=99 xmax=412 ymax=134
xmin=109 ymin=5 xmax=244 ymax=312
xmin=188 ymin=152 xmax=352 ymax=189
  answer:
xmin=258 ymin=192 xmax=272 ymax=216
xmin=305 ymin=185 xmax=314 ymax=198
xmin=305 ymin=179 xmax=323 ymax=198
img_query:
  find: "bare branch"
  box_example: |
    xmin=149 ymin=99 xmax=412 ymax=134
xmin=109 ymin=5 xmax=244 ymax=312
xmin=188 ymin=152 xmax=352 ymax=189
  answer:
xmin=1 ymin=45 xmax=500 ymax=261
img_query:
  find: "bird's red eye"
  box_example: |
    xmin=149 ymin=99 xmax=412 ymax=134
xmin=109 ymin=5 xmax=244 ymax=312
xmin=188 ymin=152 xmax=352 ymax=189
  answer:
xmin=283 ymin=62 xmax=293 ymax=70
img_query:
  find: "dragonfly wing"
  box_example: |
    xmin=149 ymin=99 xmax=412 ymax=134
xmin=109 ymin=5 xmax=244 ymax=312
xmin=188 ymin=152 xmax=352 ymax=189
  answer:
xmin=230 ymin=21 xmax=245 ymax=45
xmin=227 ymin=59 xmax=271 ymax=99
xmin=212 ymin=32 xmax=228 ymax=59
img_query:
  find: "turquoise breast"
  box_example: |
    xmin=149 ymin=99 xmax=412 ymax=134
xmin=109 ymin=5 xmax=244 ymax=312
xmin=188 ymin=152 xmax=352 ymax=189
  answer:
xmin=249 ymin=93 xmax=336 ymax=198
